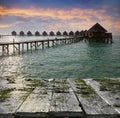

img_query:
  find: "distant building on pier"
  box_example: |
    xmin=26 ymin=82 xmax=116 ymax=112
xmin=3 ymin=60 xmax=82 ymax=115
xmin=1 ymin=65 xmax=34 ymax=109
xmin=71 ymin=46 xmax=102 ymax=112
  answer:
xmin=27 ymin=31 xmax=32 ymax=36
xmin=87 ymin=23 xmax=112 ymax=43
xmin=69 ymin=31 xmax=74 ymax=36
xmin=42 ymin=31 xmax=48 ymax=36
xmin=19 ymin=31 xmax=25 ymax=36
xmin=63 ymin=31 xmax=68 ymax=36
xmin=75 ymin=31 xmax=80 ymax=35
xmin=56 ymin=31 xmax=61 ymax=36
xmin=11 ymin=31 xmax=17 ymax=36
xmin=49 ymin=31 xmax=54 ymax=36
xmin=35 ymin=31 xmax=40 ymax=36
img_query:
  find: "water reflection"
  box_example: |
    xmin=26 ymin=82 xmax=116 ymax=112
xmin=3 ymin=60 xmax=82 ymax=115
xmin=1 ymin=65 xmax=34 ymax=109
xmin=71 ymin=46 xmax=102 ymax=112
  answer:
xmin=0 ymin=36 xmax=120 ymax=80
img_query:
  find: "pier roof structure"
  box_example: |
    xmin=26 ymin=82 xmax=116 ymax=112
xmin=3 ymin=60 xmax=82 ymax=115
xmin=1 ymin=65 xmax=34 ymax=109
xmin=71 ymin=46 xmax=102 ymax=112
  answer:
xmin=88 ymin=23 xmax=107 ymax=33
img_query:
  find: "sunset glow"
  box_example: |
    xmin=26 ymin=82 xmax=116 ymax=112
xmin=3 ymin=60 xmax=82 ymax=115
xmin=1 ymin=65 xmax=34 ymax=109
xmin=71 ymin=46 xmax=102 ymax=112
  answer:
xmin=0 ymin=0 xmax=120 ymax=35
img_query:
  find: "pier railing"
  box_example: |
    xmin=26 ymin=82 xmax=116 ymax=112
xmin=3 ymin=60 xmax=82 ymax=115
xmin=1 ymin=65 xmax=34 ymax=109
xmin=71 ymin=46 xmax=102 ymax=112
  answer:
xmin=0 ymin=36 xmax=83 ymax=56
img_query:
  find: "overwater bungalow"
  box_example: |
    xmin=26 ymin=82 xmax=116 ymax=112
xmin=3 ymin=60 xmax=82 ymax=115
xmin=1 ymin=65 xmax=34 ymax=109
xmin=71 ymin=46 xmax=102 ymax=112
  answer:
xmin=63 ymin=31 xmax=68 ymax=36
xmin=42 ymin=31 xmax=48 ymax=36
xmin=80 ymin=30 xmax=84 ymax=37
xmin=27 ymin=31 xmax=32 ymax=36
xmin=84 ymin=30 xmax=88 ymax=38
xmin=75 ymin=31 xmax=80 ymax=35
xmin=69 ymin=31 xmax=74 ymax=36
xmin=35 ymin=31 xmax=40 ymax=36
xmin=49 ymin=31 xmax=54 ymax=36
xmin=19 ymin=31 xmax=25 ymax=36
xmin=56 ymin=31 xmax=61 ymax=36
xmin=11 ymin=31 xmax=17 ymax=36
xmin=87 ymin=23 xmax=112 ymax=43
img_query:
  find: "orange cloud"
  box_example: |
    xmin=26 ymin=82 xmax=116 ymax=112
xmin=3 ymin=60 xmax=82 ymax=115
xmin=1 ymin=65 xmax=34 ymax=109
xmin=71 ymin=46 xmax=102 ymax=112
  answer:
xmin=114 ymin=19 xmax=120 ymax=31
xmin=0 ymin=5 xmax=110 ymax=21
xmin=0 ymin=5 xmax=119 ymax=35
xmin=0 ymin=21 xmax=23 ymax=28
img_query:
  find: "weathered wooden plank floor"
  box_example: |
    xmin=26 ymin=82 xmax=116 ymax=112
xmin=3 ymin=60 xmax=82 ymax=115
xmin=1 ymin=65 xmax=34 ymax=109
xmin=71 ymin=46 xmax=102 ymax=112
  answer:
xmin=0 ymin=78 xmax=120 ymax=118
xmin=68 ymin=79 xmax=118 ymax=115
xmin=85 ymin=79 xmax=120 ymax=114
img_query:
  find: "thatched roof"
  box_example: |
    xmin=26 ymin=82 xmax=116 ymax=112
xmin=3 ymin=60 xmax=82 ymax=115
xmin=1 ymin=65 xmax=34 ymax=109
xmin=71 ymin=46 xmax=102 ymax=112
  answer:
xmin=88 ymin=23 xmax=107 ymax=33
xmin=69 ymin=31 xmax=74 ymax=35
xmin=63 ymin=31 xmax=68 ymax=35
xmin=56 ymin=31 xmax=61 ymax=35
xmin=49 ymin=31 xmax=54 ymax=36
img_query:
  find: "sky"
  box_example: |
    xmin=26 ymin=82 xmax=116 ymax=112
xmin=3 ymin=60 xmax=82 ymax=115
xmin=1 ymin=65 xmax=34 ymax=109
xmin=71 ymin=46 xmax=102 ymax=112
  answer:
xmin=0 ymin=0 xmax=120 ymax=35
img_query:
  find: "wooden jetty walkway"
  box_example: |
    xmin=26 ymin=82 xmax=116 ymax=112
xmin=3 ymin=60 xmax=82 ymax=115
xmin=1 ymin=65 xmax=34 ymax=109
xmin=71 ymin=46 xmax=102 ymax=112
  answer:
xmin=0 ymin=78 xmax=120 ymax=118
xmin=0 ymin=37 xmax=83 ymax=56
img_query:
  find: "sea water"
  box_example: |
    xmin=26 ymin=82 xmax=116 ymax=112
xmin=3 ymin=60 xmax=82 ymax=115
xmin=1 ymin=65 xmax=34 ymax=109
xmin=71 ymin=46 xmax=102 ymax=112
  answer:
xmin=0 ymin=36 xmax=120 ymax=80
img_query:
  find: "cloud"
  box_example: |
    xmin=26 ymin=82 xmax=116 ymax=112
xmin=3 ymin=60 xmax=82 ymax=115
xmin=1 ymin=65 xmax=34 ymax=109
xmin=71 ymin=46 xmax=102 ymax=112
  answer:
xmin=0 ymin=5 xmax=110 ymax=21
xmin=0 ymin=21 xmax=24 ymax=28
xmin=0 ymin=5 xmax=120 ymax=35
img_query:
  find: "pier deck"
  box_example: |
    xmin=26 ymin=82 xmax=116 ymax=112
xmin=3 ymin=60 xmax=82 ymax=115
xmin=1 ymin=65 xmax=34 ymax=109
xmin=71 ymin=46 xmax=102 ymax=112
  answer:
xmin=0 ymin=78 xmax=120 ymax=118
xmin=0 ymin=37 xmax=83 ymax=56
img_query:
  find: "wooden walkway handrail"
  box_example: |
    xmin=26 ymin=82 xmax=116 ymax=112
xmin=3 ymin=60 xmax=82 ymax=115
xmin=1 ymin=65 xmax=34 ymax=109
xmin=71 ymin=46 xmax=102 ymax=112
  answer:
xmin=0 ymin=36 xmax=83 ymax=56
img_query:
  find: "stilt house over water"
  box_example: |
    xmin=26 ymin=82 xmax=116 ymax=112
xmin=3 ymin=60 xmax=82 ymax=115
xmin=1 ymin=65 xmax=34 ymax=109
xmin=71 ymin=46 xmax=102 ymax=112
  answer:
xmin=87 ymin=23 xmax=113 ymax=43
xmin=20 ymin=31 xmax=25 ymax=36
xmin=11 ymin=31 xmax=17 ymax=36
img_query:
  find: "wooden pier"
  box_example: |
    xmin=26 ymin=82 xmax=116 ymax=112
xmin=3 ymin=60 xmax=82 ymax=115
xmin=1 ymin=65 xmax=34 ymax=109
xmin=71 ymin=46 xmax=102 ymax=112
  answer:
xmin=0 ymin=37 xmax=83 ymax=56
xmin=0 ymin=78 xmax=120 ymax=118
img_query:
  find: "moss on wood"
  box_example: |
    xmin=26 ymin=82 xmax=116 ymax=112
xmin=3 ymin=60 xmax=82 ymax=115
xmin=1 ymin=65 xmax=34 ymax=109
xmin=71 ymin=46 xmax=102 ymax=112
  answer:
xmin=94 ymin=79 xmax=120 ymax=93
xmin=75 ymin=78 xmax=96 ymax=98
xmin=26 ymin=79 xmax=47 ymax=88
xmin=0 ymin=89 xmax=13 ymax=102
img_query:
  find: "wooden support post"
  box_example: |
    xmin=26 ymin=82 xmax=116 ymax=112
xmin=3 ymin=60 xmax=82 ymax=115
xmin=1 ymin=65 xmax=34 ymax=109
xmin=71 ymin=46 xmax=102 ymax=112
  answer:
xmin=65 ymin=39 xmax=66 ymax=44
xmin=27 ymin=43 xmax=29 ymax=51
xmin=7 ymin=45 xmax=9 ymax=54
xmin=13 ymin=41 xmax=15 ymax=54
xmin=52 ymin=40 xmax=54 ymax=47
xmin=35 ymin=42 xmax=37 ymax=50
xmin=42 ymin=41 xmax=44 ymax=49
xmin=18 ymin=44 xmax=20 ymax=54
xmin=22 ymin=43 xmax=24 ymax=52
xmin=30 ymin=43 xmax=32 ymax=51
xmin=48 ymin=40 xmax=50 ymax=48
xmin=2 ymin=45 xmax=5 ymax=55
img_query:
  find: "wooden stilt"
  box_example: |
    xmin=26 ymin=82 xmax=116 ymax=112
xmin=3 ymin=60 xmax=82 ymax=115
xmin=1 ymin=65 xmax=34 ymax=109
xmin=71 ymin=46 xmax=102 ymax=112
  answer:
xmin=0 ymin=37 xmax=83 ymax=56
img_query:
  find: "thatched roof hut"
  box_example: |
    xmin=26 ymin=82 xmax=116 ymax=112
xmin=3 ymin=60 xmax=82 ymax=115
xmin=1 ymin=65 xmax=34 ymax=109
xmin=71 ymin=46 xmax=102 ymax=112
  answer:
xmin=88 ymin=23 xmax=107 ymax=33
xmin=19 ymin=31 xmax=25 ymax=36
xmin=27 ymin=31 xmax=32 ymax=36
xmin=11 ymin=31 xmax=17 ymax=36
xmin=35 ymin=31 xmax=40 ymax=36
xmin=75 ymin=31 xmax=80 ymax=35
xmin=49 ymin=31 xmax=54 ymax=36
xmin=42 ymin=31 xmax=48 ymax=36
xmin=63 ymin=31 xmax=68 ymax=36
xmin=69 ymin=31 xmax=74 ymax=36
xmin=80 ymin=30 xmax=84 ymax=36
xmin=56 ymin=31 xmax=61 ymax=36
xmin=87 ymin=23 xmax=112 ymax=43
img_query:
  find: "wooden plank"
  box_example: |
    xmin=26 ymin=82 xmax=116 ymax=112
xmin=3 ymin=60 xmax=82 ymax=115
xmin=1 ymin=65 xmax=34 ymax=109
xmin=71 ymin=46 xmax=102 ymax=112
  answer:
xmin=50 ymin=88 xmax=82 ymax=112
xmin=49 ymin=79 xmax=83 ymax=117
xmin=68 ymin=79 xmax=118 ymax=115
xmin=0 ymin=91 xmax=27 ymax=114
xmin=0 ymin=78 xmax=31 ymax=114
xmin=85 ymin=79 xmax=120 ymax=114
xmin=17 ymin=87 xmax=52 ymax=113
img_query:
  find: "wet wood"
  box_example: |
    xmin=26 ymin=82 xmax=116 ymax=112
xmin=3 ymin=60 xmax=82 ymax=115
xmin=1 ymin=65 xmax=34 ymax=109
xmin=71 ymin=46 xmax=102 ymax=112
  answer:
xmin=0 ymin=78 xmax=120 ymax=118
xmin=85 ymin=79 xmax=120 ymax=114
xmin=68 ymin=79 xmax=118 ymax=115
xmin=49 ymin=79 xmax=82 ymax=114
xmin=17 ymin=87 xmax=52 ymax=113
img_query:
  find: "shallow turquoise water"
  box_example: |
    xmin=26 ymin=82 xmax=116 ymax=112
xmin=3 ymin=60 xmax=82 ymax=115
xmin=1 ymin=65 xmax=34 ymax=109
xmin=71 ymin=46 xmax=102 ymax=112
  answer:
xmin=0 ymin=36 xmax=120 ymax=80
